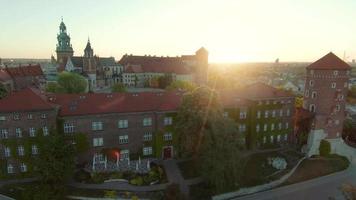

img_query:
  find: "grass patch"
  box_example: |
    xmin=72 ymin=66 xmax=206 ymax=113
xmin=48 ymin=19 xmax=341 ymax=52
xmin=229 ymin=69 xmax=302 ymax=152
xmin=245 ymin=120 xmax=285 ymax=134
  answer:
xmin=178 ymin=160 xmax=200 ymax=179
xmin=285 ymin=154 xmax=349 ymax=185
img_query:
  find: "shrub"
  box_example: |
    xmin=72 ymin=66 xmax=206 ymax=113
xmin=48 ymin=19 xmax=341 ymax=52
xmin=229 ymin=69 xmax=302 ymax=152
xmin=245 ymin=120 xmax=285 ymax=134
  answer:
xmin=319 ymin=140 xmax=331 ymax=157
xmin=104 ymin=190 xmax=117 ymax=198
xmin=130 ymin=176 xmax=143 ymax=186
xmin=110 ymin=172 xmax=123 ymax=179
xmin=73 ymin=169 xmax=91 ymax=183
xmin=131 ymin=195 xmax=139 ymax=200
xmin=91 ymin=173 xmax=106 ymax=183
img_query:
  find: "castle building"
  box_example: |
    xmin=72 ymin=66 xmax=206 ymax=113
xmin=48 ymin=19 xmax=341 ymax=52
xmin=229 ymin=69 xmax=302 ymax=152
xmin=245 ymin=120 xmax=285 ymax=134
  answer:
xmin=304 ymin=53 xmax=351 ymax=155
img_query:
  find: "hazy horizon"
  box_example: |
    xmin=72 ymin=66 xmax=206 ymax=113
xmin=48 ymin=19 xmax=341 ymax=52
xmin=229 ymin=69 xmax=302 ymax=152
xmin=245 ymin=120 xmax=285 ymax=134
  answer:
xmin=1 ymin=0 xmax=356 ymax=62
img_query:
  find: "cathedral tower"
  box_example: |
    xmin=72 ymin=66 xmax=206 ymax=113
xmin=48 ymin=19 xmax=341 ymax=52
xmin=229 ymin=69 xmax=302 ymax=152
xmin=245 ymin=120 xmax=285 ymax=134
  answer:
xmin=56 ymin=19 xmax=74 ymax=68
xmin=195 ymin=47 xmax=209 ymax=85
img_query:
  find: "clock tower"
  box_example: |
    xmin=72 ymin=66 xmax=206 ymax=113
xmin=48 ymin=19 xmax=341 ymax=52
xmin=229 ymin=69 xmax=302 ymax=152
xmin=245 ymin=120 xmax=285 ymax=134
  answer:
xmin=56 ymin=18 xmax=74 ymax=68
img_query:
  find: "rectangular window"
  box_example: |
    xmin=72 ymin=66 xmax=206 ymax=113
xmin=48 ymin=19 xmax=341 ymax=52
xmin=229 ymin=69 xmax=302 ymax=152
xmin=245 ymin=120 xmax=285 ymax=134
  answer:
xmin=257 ymin=111 xmax=261 ymax=119
xmin=272 ymin=110 xmax=276 ymax=117
xmin=286 ymin=122 xmax=289 ymax=129
xmin=335 ymin=104 xmax=340 ymax=112
xmin=143 ymin=117 xmax=152 ymax=127
xmin=239 ymin=124 xmax=246 ymax=132
xmin=284 ymin=134 xmax=288 ymax=141
xmin=280 ymin=109 xmax=283 ymax=117
xmin=264 ymin=111 xmax=269 ymax=118
xmin=32 ymin=145 xmax=38 ymax=155
xmin=20 ymin=163 xmax=27 ymax=172
xmin=263 ymin=136 xmax=267 ymax=144
xmin=163 ymin=132 xmax=173 ymax=141
xmin=143 ymin=132 xmax=152 ymax=141
xmin=119 ymin=135 xmax=129 ymax=144
xmin=143 ymin=147 xmax=153 ymax=156
xmin=42 ymin=126 xmax=49 ymax=136
xmin=0 ymin=116 xmax=6 ymax=121
xmin=118 ymin=120 xmax=128 ymax=129
xmin=27 ymin=113 xmax=33 ymax=120
xmin=7 ymin=164 xmax=14 ymax=174
xmin=41 ymin=114 xmax=47 ymax=119
xmin=16 ymin=128 xmax=22 ymax=138
xmin=278 ymin=123 xmax=282 ymax=130
xmin=1 ymin=129 xmax=8 ymax=139
xmin=93 ymin=137 xmax=104 ymax=147
xmin=239 ymin=110 xmax=247 ymax=119
xmin=286 ymin=109 xmax=290 ymax=116
xmin=277 ymin=135 xmax=281 ymax=142
xmin=271 ymin=123 xmax=275 ymax=131
xmin=120 ymin=149 xmax=130 ymax=161
xmin=92 ymin=121 xmax=103 ymax=131
xmin=164 ymin=117 xmax=173 ymax=125
xmin=13 ymin=113 xmax=20 ymax=120
xmin=256 ymin=124 xmax=260 ymax=132
xmin=4 ymin=147 xmax=10 ymax=157
xmin=64 ymin=123 xmax=75 ymax=133
xmin=18 ymin=146 xmax=24 ymax=156
xmin=264 ymin=124 xmax=268 ymax=131
xmin=29 ymin=127 xmax=36 ymax=137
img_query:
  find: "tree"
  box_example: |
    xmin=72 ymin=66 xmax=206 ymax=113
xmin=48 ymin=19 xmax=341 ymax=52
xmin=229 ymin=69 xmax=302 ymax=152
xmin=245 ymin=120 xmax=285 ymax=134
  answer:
xmin=45 ymin=82 xmax=65 ymax=93
xmin=174 ymin=87 xmax=244 ymax=193
xmin=35 ymin=131 xmax=75 ymax=191
xmin=111 ymin=83 xmax=127 ymax=93
xmin=166 ymin=80 xmax=196 ymax=92
xmin=319 ymin=139 xmax=331 ymax=157
xmin=343 ymin=118 xmax=356 ymax=143
xmin=349 ymin=85 xmax=356 ymax=98
xmin=158 ymin=73 xmax=173 ymax=89
xmin=57 ymin=72 xmax=87 ymax=93
xmin=0 ymin=82 xmax=8 ymax=99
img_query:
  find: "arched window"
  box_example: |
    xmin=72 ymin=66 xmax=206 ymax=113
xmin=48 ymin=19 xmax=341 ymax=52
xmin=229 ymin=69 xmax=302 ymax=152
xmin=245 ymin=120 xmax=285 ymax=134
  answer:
xmin=311 ymin=91 xmax=317 ymax=99
xmin=309 ymin=104 xmax=316 ymax=112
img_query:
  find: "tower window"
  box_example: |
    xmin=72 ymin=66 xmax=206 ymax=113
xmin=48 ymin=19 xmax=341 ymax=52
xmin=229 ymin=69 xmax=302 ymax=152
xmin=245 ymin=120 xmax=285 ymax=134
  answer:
xmin=305 ymin=90 xmax=309 ymax=97
xmin=309 ymin=80 xmax=314 ymax=87
xmin=311 ymin=91 xmax=317 ymax=99
xmin=309 ymin=104 xmax=316 ymax=112
xmin=331 ymin=82 xmax=336 ymax=88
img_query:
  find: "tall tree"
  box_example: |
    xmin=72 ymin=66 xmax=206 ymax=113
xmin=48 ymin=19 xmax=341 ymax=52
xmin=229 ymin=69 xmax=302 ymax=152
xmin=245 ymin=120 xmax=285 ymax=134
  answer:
xmin=57 ymin=72 xmax=87 ymax=93
xmin=166 ymin=80 xmax=196 ymax=92
xmin=174 ymin=87 xmax=244 ymax=193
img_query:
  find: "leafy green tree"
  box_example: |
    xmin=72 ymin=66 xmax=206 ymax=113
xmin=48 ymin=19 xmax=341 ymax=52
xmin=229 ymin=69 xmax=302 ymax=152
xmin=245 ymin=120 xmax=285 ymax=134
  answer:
xmin=111 ymin=83 xmax=127 ymax=93
xmin=158 ymin=73 xmax=173 ymax=89
xmin=0 ymin=82 xmax=8 ymax=99
xmin=36 ymin=132 xmax=75 ymax=183
xmin=57 ymin=72 xmax=87 ymax=93
xmin=349 ymin=85 xmax=356 ymax=98
xmin=45 ymin=82 xmax=65 ymax=93
xmin=73 ymin=133 xmax=89 ymax=154
xmin=174 ymin=87 xmax=243 ymax=193
xmin=319 ymin=139 xmax=331 ymax=157
xmin=166 ymin=80 xmax=196 ymax=92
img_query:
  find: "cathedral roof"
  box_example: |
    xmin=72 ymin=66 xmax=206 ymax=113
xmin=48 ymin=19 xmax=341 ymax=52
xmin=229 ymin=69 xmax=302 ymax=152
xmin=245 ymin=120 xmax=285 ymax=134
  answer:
xmin=307 ymin=52 xmax=351 ymax=70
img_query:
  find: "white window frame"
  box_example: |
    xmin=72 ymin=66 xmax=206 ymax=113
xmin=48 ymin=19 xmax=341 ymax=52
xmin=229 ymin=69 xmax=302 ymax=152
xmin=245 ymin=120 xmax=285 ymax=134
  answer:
xmin=18 ymin=145 xmax=24 ymax=156
xmin=42 ymin=126 xmax=49 ymax=136
xmin=164 ymin=117 xmax=173 ymax=126
xmin=257 ymin=111 xmax=261 ymax=119
xmin=331 ymin=82 xmax=336 ymax=89
xmin=29 ymin=127 xmax=36 ymax=137
xmin=20 ymin=163 xmax=27 ymax=172
xmin=163 ymin=132 xmax=173 ymax=141
xmin=16 ymin=128 xmax=22 ymax=138
xmin=1 ymin=129 xmax=8 ymax=139
xmin=4 ymin=147 xmax=10 ymax=157
xmin=143 ymin=117 xmax=152 ymax=127
xmin=7 ymin=164 xmax=14 ymax=174
xmin=264 ymin=124 xmax=268 ymax=131
xmin=286 ymin=109 xmax=290 ymax=116
xmin=143 ymin=147 xmax=153 ymax=156
xmin=0 ymin=116 xmax=6 ymax=121
xmin=120 ymin=149 xmax=130 ymax=161
xmin=309 ymin=80 xmax=314 ymax=87
xmin=143 ymin=132 xmax=152 ymax=141
xmin=271 ymin=123 xmax=275 ymax=131
xmin=256 ymin=124 xmax=260 ymax=132
xmin=118 ymin=119 xmax=128 ymax=129
xmin=119 ymin=135 xmax=129 ymax=144
xmin=311 ymin=91 xmax=317 ymax=99
xmin=64 ymin=123 xmax=75 ymax=133
xmin=92 ymin=121 xmax=103 ymax=131
xmin=286 ymin=122 xmax=289 ymax=129
xmin=93 ymin=137 xmax=104 ymax=147
xmin=264 ymin=111 xmax=269 ymax=118
xmin=32 ymin=145 xmax=38 ymax=155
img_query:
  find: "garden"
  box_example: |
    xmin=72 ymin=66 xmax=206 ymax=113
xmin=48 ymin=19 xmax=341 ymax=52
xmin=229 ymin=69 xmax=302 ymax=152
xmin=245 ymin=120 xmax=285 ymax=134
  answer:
xmin=74 ymin=163 xmax=167 ymax=186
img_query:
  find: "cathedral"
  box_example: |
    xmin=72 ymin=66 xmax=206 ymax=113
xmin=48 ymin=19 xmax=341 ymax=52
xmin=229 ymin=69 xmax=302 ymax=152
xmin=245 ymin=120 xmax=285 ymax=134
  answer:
xmin=55 ymin=19 xmax=122 ymax=91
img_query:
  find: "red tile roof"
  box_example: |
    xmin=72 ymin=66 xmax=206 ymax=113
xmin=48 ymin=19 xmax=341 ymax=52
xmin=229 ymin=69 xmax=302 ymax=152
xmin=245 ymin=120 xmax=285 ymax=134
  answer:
xmin=0 ymin=69 xmax=12 ymax=82
xmin=6 ymin=64 xmax=44 ymax=77
xmin=241 ymin=82 xmax=294 ymax=99
xmin=307 ymin=52 xmax=351 ymax=70
xmin=51 ymin=92 xmax=183 ymax=116
xmin=0 ymin=88 xmax=55 ymax=112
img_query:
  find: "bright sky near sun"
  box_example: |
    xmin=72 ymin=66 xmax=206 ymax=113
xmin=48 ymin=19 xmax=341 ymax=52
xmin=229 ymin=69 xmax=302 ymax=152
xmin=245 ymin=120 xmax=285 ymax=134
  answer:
xmin=1 ymin=0 xmax=356 ymax=62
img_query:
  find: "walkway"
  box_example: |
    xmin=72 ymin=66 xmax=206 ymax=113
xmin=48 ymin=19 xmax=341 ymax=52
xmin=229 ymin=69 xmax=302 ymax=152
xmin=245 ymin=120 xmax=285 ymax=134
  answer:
xmin=234 ymin=164 xmax=356 ymax=200
xmin=162 ymin=159 xmax=190 ymax=198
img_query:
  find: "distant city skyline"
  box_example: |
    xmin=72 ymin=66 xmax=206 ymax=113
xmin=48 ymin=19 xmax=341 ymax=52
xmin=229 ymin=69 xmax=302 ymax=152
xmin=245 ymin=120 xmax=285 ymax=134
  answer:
xmin=1 ymin=0 xmax=356 ymax=62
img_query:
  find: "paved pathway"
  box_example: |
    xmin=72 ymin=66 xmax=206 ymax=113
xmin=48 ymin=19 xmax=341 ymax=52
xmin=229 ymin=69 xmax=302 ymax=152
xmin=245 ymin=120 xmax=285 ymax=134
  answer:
xmin=0 ymin=194 xmax=15 ymax=200
xmin=234 ymin=164 xmax=356 ymax=200
xmin=162 ymin=159 xmax=191 ymax=198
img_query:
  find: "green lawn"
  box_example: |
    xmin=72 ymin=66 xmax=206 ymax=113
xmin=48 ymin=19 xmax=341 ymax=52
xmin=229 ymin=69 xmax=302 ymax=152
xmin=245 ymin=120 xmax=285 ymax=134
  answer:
xmin=178 ymin=160 xmax=200 ymax=179
xmin=284 ymin=154 xmax=349 ymax=185
xmin=240 ymin=150 xmax=301 ymax=187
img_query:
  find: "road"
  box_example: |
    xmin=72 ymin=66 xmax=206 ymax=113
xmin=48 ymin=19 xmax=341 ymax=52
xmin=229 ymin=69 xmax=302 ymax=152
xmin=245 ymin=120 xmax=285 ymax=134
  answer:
xmin=235 ymin=165 xmax=356 ymax=200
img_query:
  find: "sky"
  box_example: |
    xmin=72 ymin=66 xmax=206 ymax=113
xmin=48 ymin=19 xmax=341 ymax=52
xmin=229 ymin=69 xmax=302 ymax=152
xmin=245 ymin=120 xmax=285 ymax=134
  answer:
xmin=1 ymin=0 xmax=356 ymax=63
